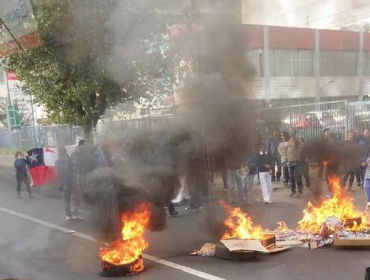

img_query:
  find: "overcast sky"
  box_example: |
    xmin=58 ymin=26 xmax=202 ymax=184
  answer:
xmin=242 ymin=0 xmax=370 ymax=29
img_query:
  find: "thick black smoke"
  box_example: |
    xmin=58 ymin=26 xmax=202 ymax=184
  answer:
xmin=83 ymin=16 xmax=256 ymax=241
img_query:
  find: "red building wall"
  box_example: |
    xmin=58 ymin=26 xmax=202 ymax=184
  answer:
xmin=244 ymin=24 xmax=363 ymax=51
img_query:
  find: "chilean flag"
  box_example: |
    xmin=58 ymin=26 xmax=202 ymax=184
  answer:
xmin=27 ymin=148 xmax=59 ymax=186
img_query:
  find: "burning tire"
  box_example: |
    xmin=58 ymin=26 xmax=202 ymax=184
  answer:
xmin=101 ymin=256 xmax=144 ymax=277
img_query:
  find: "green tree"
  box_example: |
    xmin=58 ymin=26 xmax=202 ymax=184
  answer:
xmin=2 ymin=0 xmax=173 ymax=143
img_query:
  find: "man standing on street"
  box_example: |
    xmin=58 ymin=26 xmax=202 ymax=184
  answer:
xmin=359 ymin=128 xmax=370 ymax=187
xmin=258 ymin=144 xmax=273 ymax=204
xmin=267 ymin=129 xmax=281 ymax=182
xmin=70 ymin=140 xmax=89 ymax=220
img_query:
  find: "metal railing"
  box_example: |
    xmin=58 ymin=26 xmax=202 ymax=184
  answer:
xmin=3 ymin=100 xmax=370 ymax=150
xmin=257 ymin=100 xmax=348 ymax=143
xmin=0 ymin=125 xmax=84 ymax=149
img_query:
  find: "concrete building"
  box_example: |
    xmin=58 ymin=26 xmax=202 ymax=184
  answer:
xmin=243 ymin=25 xmax=370 ymax=106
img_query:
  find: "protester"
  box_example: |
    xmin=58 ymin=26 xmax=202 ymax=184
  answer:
xmin=363 ymin=146 xmax=370 ymax=210
xmin=278 ymin=131 xmax=290 ymax=187
xmin=318 ymin=128 xmax=331 ymax=179
xmin=342 ymin=131 xmax=362 ymax=191
xmin=244 ymin=151 xmax=258 ymax=204
xmin=359 ymin=128 xmax=370 ymax=187
xmin=55 ymin=147 xmax=75 ymax=220
xmin=70 ymin=140 xmax=89 ymax=220
xmin=227 ymin=168 xmax=245 ymax=204
xmin=267 ymin=129 xmax=281 ymax=181
xmin=14 ymin=151 xmax=33 ymax=199
xmin=287 ymin=137 xmax=303 ymax=198
xmin=325 ymin=132 xmax=341 ymax=197
xmin=354 ymin=128 xmax=363 ymax=187
xmin=185 ymin=154 xmax=207 ymax=212
xmin=299 ymin=138 xmax=310 ymax=188
xmin=257 ymin=144 xmax=273 ymax=204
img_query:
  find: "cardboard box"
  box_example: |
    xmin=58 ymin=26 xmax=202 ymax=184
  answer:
xmin=333 ymin=237 xmax=370 ymax=247
xmin=220 ymin=239 xmax=291 ymax=254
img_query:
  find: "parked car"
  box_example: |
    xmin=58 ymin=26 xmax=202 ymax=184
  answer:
xmin=283 ymin=110 xmax=345 ymax=130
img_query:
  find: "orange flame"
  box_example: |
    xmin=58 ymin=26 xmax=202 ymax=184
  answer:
xmin=298 ymin=176 xmax=369 ymax=232
xmin=220 ymin=200 xmax=265 ymax=240
xmin=322 ymin=161 xmax=328 ymax=167
xmin=99 ymin=202 xmax=151 ymax=274
xmin=275 ymin=221 xmax=291 ymax=233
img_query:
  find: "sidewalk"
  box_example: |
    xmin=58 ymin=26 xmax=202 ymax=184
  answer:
xmin=0 ymin=155 xmax=14 ymax=168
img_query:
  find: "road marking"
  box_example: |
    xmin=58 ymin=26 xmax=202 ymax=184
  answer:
xmin=0 ymin=206 xmax=226 ymax=280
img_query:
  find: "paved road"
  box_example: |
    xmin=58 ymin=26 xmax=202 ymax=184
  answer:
xmin=0 ymin=164 xmax=369 ymax=280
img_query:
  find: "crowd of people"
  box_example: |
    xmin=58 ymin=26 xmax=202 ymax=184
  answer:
xmin=12 ymin=127 xmax=370 ymax=221
xmin=226 ymin=127 xmax=370 ymax=210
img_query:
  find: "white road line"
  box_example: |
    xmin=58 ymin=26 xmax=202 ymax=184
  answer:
xmin=0 ymin=206 xmax=226 ymax=280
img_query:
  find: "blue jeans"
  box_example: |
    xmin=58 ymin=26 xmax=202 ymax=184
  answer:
xmin=244 ymin=174 xmax=255 ymax=203
xmin=364 ymin=179 xmax=370 ymax=202
xmin=227 ymin=170 xmax=244 ymax=202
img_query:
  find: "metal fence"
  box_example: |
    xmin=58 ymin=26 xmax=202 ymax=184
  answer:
xmin=4 ymin=100 xmax=370 ymax=149
xmin=0 ymin=125 xmax=84 ymax=149
xmin=257 ymin=100 xmax=348 ymax=144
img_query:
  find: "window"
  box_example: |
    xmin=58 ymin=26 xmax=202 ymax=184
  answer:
xmin=320 ymin=50 xmax=357 ymax=76
xmin=269 ymin=49 xmax=314 ymax=77
xmin=246 ymin=49 xmax=262 ymax=77
xmin=364 ymin=52 xmax=370 ymax=76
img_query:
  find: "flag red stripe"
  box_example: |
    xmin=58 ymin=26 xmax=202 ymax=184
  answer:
xmin=29 ymin=166 xmax=59 ymax=187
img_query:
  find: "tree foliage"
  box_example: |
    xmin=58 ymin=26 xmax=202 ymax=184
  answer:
xmin=2 ymin=0 xmax=174 ymax=140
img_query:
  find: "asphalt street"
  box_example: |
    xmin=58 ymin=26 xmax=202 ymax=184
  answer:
xmin=0 ymin=163 xmax=369 ymax=280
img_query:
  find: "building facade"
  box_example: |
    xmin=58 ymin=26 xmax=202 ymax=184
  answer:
xmin=244 ymin=25 xmax=370 ymax=106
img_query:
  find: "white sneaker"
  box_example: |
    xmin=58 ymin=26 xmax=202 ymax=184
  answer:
xmin=72 ymin=215 xmax=85 ymax=221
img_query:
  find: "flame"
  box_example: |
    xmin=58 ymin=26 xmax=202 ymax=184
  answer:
xmin=220 ymin=200 xmax=265 ymax=240
xmin=322 ymin=161 xmax=328 ymax=167
xmin=99 ymin=202 xmax=151 ymax=274
xmin=275 ymin=221 xmax=291 ymax=233
xmin=298 ymin=176 xmax=369 ymax=232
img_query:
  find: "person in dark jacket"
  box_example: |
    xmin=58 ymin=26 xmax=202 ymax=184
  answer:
xmin=299 ymin=137 xmax=310 ymax=188
xmin=257 ymin=144 xmax=273 ymax=203
xmin=318 ymin=128 xmax=331 ymax=179
xmin=324 ymin=132 xmax=341 ymax=197
xmin=244 ymin=150 xmax=258 ymax=204
xmin=342 ymin=131 xmax=362 ymax=191
xmin=70 ymin=140 xmax=88 ymax=220
xmin=14 ymin=151 xmax=33 ymax=199
xmin=267 ymin=129 xmax=281 ymax=181
xmin=56 ymin=147 xmax=77 ymax=220
xmin=359 ymin=128 xmax=370 ymax=187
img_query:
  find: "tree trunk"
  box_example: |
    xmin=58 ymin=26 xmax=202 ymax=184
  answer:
xmin=83 ymin=119 xmax=94 ymax=146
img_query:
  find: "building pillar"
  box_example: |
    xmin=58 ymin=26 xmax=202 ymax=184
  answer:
xmin=358 ymin=32 xmax=364 ymax=101
xmin=263 ymin=25 xmax=270 ymax=103
xmin=314 ymin=29 xmax=320 ymax=103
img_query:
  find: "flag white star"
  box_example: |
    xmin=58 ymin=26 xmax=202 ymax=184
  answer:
xmin=29 ymin=152 xmax=39 ymax=163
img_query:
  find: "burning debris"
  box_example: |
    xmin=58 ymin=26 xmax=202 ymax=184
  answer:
xmin=99 ymin=202 xmax=151 ymax=277
xmin=216 ymin=175 xmax=370 ymax=257
xmin=220 ymin=200 xmax=265 ymax=241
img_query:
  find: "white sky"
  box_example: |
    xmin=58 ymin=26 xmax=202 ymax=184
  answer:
xmin=242 ymin=0 xmax=370 ymax=29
